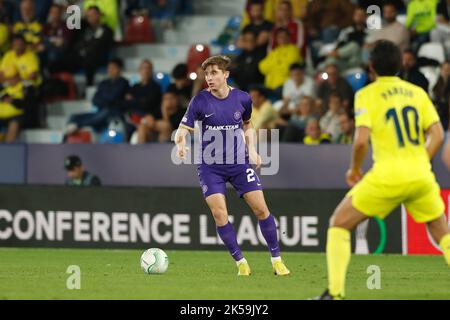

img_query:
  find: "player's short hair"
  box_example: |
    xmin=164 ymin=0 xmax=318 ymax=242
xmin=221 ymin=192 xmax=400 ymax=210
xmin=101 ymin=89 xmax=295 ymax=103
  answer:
xmin=370 ymin=40 xmax=401 ymax=76
xmin=109 ymin=57 xmax=124 ymax=69
xmin=171 ymin=63 xmax=188 ymax=79
xmin=275 ymin=27 xmax=290 ymax=37
xmin=383 ymin=0 xmax=399 ymax=10
xmin=279 ymin=0 xmax=292 ymax=8
xmin=201 ymin=55 xmax=231 ymax=72
xmin=87 ymin=5 xmax=102 ymax=14
xmin=248 ymin=84 xmax=268 ymax=98
xmin=289 ymin=62 xmax=305 ymax=72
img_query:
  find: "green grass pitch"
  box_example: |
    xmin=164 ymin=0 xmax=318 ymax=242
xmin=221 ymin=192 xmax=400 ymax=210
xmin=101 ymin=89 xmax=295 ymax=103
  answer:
xmin=0 ymin=248 xmax=449 ymax=300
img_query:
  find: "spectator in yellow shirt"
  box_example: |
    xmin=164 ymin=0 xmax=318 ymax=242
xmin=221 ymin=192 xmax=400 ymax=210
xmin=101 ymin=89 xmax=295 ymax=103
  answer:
xmin=0 ymin=34 xmax=42 ymax=128
xmin=0 ymin=34 xmax=41 ymax=88
xmin=13 ymin=0 xmax=42 ymax=49
xmin=303 ymin=118 xmax=331 ymax=145
xmin=248 ymin=85 xmax=277 ymax=131
xmin=258 ymin=27 xmax=301 ymax=95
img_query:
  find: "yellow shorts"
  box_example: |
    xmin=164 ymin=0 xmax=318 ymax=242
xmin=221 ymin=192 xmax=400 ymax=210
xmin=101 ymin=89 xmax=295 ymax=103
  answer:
xmin=347 ymin=172 xmax=445 ymax=223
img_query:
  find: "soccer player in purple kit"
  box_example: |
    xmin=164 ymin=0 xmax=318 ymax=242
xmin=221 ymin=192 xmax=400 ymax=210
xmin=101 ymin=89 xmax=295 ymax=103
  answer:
xmin=174 ymin=55 xmax=290 ymax=276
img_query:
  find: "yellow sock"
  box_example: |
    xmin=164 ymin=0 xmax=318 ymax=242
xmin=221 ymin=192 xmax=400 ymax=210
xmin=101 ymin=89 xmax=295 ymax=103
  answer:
xmin=440 ymin=234 xmax=450 ymax=267
xmin=327 ymin=227 xmax=351 ymax=298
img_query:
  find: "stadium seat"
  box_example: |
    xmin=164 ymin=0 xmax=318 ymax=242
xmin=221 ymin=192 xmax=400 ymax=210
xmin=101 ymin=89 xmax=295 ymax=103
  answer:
xmin=153 ymin=72 xmax=171 ymax=92
xmin=418 ymin=42 xmax=446 ymax=64
xmin=344 ymin=70 xmax=368 ymax=93
xmin=221 ymin=44 xmax=242 ymax=56
xmin=419 ymin=66 xmax=440 ymax=93
xmin=226 ymin=16 xmax=242 ymax=29
xmin=98 ymin=128 xmax=126 ymax=144
xmin=66 ymin=128 xmax=95 ymax=144
xmin=44 ymin=72 xmax=78 ymax=102
xmin=125 ymin=15 xmax=155 ymax=45
xmin=187 ymin=44 xmax=211 ymax=73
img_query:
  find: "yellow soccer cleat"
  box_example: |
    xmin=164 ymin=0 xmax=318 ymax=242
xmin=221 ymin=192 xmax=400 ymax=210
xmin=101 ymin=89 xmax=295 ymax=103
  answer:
xmin=272 ymin=260 xmax=290 ymax=276
xmin=237 ymin=261 xmax=251 ymax=276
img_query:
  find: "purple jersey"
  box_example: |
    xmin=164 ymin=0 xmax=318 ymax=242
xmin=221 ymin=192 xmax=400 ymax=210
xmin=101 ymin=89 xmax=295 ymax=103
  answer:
xmin=180 ymin=88 xmax=252 ymax=165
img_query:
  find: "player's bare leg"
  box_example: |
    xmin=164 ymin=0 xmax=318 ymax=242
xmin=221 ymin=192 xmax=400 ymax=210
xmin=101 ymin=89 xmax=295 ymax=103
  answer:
xmin=243 ymin=190 xmax=290 ymax=275
xmin=205 ymin=193 xmax=250 ymax=275
xmin=427 ymin=214 xmax=450 ymax=267
xmin=316 ymin=196 xmax=368 ymax=300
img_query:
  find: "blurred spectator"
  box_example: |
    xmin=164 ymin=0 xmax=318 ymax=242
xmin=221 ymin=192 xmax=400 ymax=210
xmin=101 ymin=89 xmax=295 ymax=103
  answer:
xmin=316 ymin=64 xmax=354 ymax=113
xmin=274 ymin=62 xmax=314 ymax=118
xmin=239 ymin=0 xmax=273 ymax=50
xmin=167 ymin=63 xmax=193 ymax=107
xmin=270 ymin=0 xmax=307 ymax=59
xmin=136 ymin=89 xmax=185 ymax=143
xmin=66 ymin=58 xmax=129 ymax=134
xmin=303 ymin=118 xmax=331 ymax=144
xmin=400 ymin=49 xmax=429 ymax=92
xmin=364 ymin=1 xmax=410 ymax=53
xmin=432 ymin=61 xmax=450 ymax=129
xmin=248 ymin=85 xmax=277 ymax=131
xmin=230 ymin=29 xmax=266 ymax=92
xmin=335 ymin=111 xmax=355 ymax=144
xmin=319 ymin=93 xmax=343 ymax=141
xmin=259 ymin=27 xmax=301 ymax=94
xmin=41 ymin=4 xmax=74 ymax=69
xmin=191 ymin=66 xmax=207 ymax=98
xmin=0 ymin=34 xmax=42 ymax=128
xmin=49 ymin=5 xmax=114 ymax=86
xmin=140 ymin=0 xmax=180 ymax=32
xmin=431 ymin=0 xmax=450 ymax=42
xmin=83 ymin=0 xmax=120 ymax=35
xmin=305 ymin=0 xmax=355 ymax=44
xmin=405 ymin=0 xmax=438 ymax=52
xmin=64 ymin=155 xmax=102 ymax=186
xmin=319 ymin=6 xmax=368 ymax=72
xmin=0 ymin=83 xmax=25 ymax=142
xmin=13 ymin=0 xmax=43 ymax=49
xmin=0 ymin=0 xmax=11 ymax=57
xmin=281 ymin=95 xmax=316 ymax=142
xmin=0 ymin=0 xmax=13 ymax=24
xmin=122 ymin=59 xmax=162 ymax=125
xmin=14 ymin=0 xmax=53 ymax=23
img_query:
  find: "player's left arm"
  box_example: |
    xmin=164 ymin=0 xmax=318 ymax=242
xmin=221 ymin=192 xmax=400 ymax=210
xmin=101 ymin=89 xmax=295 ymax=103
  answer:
xmin=347 ymin=126 xmax=370 ymax=187
xmin=425 ymin=121 xmax=445 ymax=160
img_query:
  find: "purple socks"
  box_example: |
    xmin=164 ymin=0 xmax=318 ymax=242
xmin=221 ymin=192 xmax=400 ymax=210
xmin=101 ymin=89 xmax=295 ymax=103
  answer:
xmin=259 ymin=214 xmax=280 ymax=257
xmin=217 ymin=222 xmax=243 ymax=261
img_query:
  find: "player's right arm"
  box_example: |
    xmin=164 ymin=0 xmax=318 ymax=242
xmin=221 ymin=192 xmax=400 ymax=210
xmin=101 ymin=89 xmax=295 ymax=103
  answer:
xmin=175 ymin=96 xmax=199 ymax=160
xmin=347 ymin=126 xmax=370 ymax=187
xmin=347 ymin=91 xmax=371 ymax=187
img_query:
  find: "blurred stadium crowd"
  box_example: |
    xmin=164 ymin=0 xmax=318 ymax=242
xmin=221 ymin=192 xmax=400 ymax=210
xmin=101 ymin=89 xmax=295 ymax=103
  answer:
xmin=0 ymin=0 xmax=449 ymax=145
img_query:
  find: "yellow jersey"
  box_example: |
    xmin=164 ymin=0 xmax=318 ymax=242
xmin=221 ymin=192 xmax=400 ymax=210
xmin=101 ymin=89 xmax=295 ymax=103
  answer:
xmin=0 ymin=49 xmax=42 ymax=86
xmin=354 ymin=76 xmax=440 ymax=184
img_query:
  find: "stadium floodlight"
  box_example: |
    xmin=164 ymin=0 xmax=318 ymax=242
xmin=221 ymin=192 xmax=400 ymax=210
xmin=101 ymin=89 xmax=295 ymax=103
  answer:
xmin=189 ymin=72 xmax=197 ymax=80
xmin=108 ymin=130 xmax=117 ymax=137
xmin=195 ymin=44 xmax=204 ymax=52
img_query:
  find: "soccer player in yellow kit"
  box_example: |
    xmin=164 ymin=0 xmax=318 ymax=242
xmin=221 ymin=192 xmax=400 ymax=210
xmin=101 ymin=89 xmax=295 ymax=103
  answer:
xmin=316 ymin=40 xmax=450 ymax=300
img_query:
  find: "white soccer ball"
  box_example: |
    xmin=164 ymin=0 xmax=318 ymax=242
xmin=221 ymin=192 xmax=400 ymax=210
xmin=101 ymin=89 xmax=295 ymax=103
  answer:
xmin=140 ymin=248 xmax=169 ymax=274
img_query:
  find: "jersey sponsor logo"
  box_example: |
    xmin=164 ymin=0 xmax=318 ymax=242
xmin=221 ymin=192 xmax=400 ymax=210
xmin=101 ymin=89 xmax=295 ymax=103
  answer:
xmin=205 ymin=124 xmax=240 ymax=131
xmin=205 ymin=113 xmax=214 ymax=118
